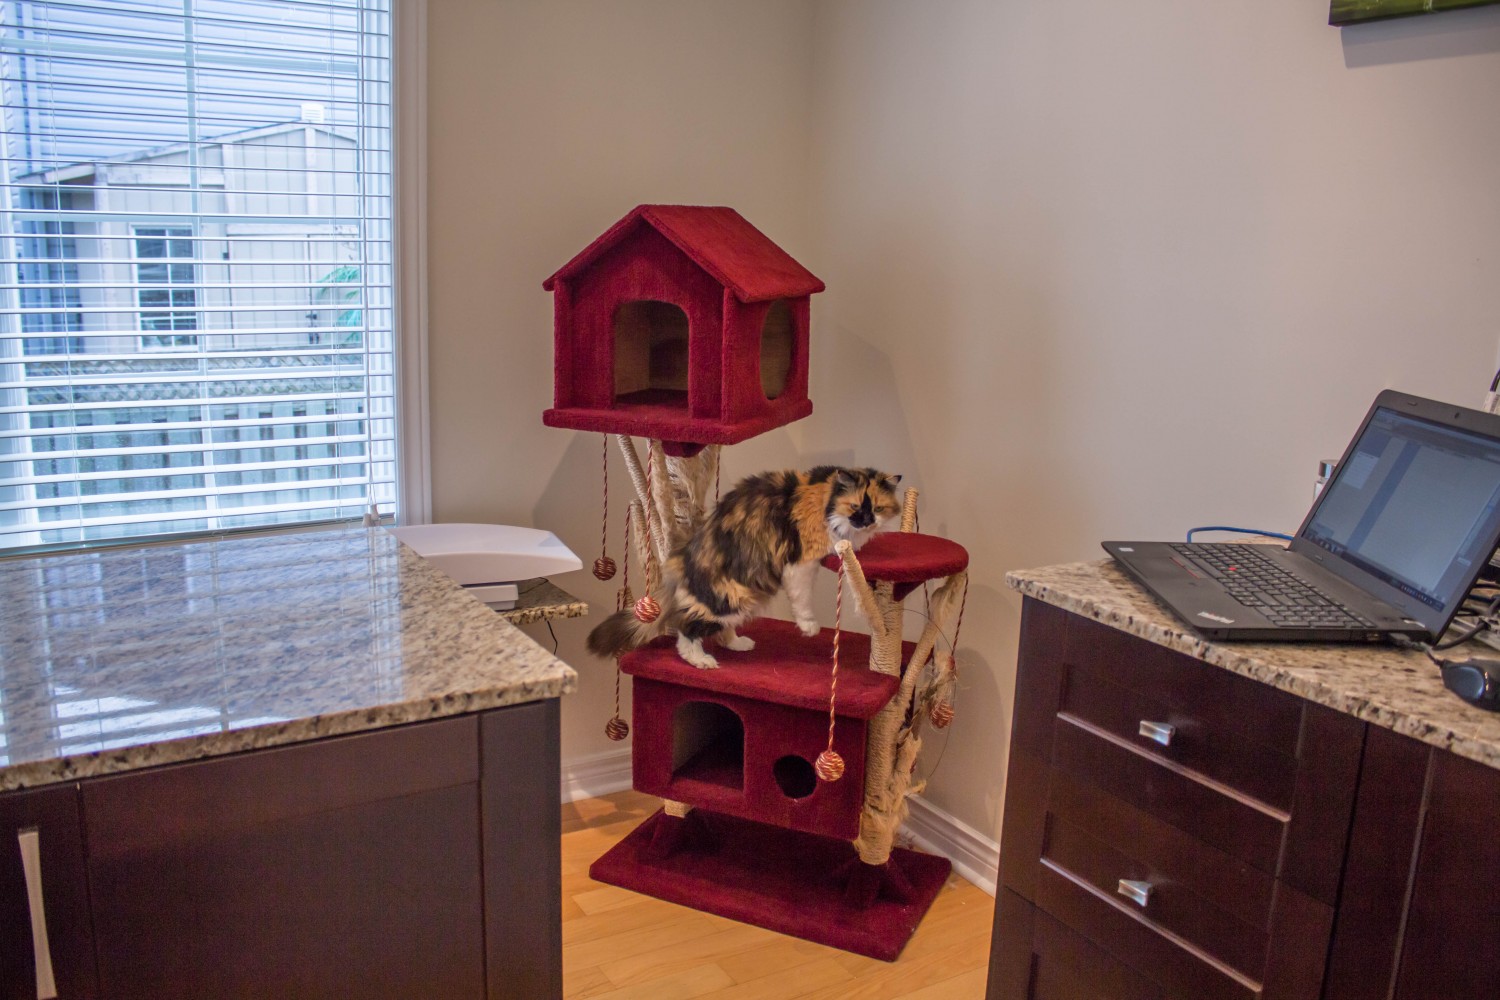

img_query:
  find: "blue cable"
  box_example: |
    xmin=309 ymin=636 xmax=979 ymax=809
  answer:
xmin=1186 ymin=525 xmax=1295 ymax=543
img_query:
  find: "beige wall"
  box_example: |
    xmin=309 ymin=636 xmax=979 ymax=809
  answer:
xmin=804 ymin=1 xmax=1500 ymax=840
xmin=427 ymin=1 xmax=1500 ymax=844
xmin=424 ymin=0 xmax=817 ymax=766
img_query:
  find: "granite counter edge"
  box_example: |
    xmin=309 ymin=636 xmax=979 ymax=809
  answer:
xmin=0 ymin=667 xmax=578 ymax=794
xmin=1005 ymin=570 xmax=1500 ymax=773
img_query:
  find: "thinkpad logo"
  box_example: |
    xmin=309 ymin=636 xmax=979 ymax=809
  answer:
xmin=1197 ymin=611 xmax=1235 ymax=624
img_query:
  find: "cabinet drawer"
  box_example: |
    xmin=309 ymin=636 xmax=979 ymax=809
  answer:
xmin=1061 ymin=661 xmax=1297 ymax=811
xmin=1042 ymin=769 xmax=1275 ymax=983
xmin=1051 ymin=710 xmax=1286 ymax=872
xmin=1009 ymin=602 xmax=1363 ymax=902
xmin=989 ymin=888 xmax=1168 ymax=1000
xmin=1034 ymin=858 xmax=1260 ymax=1000
xmin=1060 ymin=612 xmax=1302 ymax=809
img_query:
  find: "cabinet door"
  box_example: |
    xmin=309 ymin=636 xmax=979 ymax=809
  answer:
xmin=0 ymin=784 xmax=97 ymax=1000
xmin=1325 ymin=723 xmax=1500 ymax=1000
xmin=82 ymin=718 xmax=486 ymax=1000
xmin=1395 ymin=747 xmax=1500 ymax=999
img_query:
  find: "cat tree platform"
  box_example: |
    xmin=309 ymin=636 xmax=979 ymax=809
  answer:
xmin=589 ymin=806 xmax=951 ymax=961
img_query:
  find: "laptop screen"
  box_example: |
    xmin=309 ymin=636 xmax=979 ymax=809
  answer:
xmin=1297 ymin=401 xmax=1500 ymax=630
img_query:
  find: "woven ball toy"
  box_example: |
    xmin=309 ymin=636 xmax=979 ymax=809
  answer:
xmin=815 ymin=748 xmax=845 ymax=782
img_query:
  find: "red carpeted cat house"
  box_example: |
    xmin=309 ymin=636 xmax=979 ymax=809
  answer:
xmin=542 ymin=205 xmax=823 ymax=456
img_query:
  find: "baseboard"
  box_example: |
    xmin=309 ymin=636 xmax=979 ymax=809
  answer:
xmin=561 ymin=745 xmax=634 ymax=803
xmin=901 ymin=795 xmax=999 ymax=897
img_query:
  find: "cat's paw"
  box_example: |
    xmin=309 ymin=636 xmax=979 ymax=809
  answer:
xmin=723 ymin=635 xmax=756 ymax=652
xmin=796 ymin=618 xmax=820 ymax=638
xmin=676 ymin=635 xmax=719 ymax=669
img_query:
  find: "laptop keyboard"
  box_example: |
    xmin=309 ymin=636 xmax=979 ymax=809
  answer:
xmin=1169 ymin=543 xmax=1376 ymax=629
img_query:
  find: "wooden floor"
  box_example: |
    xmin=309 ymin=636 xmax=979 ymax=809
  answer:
xmin=561 ymin=791 xmax=995 ymax=999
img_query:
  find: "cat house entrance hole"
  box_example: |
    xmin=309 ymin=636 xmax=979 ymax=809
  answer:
xmin=671 ymin=701 xmax=744 ymax=792
xmin=614 ymin=300 xmax=690 ymax=407
xmin=759 ymin=299 xmax=793 ymax=401
xmin=772 ymin=754 xmax=817 ymax=799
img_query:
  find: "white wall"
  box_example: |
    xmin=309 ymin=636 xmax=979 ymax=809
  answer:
xmin=426 ymin=1 xmax=1500 ymax=846
xmin=424 ymin=0 xmax=817 ymax=767
xmin=804 ymin=1 xmax=1500 ymax=840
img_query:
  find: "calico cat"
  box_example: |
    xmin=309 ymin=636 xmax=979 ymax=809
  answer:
xmin=587 ymin=466 xmax=902 ymax=669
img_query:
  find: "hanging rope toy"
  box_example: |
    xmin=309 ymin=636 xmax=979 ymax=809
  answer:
xmin=928 ymin=576 xmax=968 ymax=729
xmin=605 ymin=514 xmax=633 ymax=741
xmin=815 ymin=561 xmax=847 ymax=783
xmin=592 ymin=435 xmax=617 ymax=581
xmin=633 ymin=440 xmax=662 ymax=624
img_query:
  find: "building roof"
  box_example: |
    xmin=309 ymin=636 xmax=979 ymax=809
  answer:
xmin=543 ymin=205 xmax=824 ymax=303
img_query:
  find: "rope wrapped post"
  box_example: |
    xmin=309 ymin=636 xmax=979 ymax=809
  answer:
xmin=833 ymin=540 xmax=889 ymax=643
xmin=900 ymin=487 xmax=920 ymax=533
xmin=853 ymin=567 xmax=969 ymax=867
xmin=615 ymin=435 xmax=670 ymax=566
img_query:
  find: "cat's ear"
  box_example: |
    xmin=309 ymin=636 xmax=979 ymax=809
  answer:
xmin=835 ymin=469 xmax=857 ymax=490
xmin=883 ymin=474 xmax=903 ymax=489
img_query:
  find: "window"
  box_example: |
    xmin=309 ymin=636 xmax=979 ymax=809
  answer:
xmin=135 ymin=227 xmax=200 ymax=349
xmin=0 ymin=0 xmax=396 ymax=551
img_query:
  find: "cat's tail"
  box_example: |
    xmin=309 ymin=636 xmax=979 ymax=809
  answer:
xmin=586 ymin=605 xmax=669 ymax=659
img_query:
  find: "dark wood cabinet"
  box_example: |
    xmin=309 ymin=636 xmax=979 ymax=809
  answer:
xmin=1 ymin=700 xmax=560 ymax=1000
xmin=1325 ymin=725 xmax=1500 ymax=1000
xmin=989 ymin=598 xmax=1500 ymax=1000
xmin=1 ymin=784 xmax=97 ymax=1000
xmin=991 ymin=599 xmax=1360 ymax=999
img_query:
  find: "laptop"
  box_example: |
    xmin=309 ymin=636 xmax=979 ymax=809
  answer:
xmin=1104 ymin=389 xmax=1500 ymax=642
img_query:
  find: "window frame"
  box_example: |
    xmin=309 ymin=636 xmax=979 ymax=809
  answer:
xmin=0 ymin=0 xmax=430 ymax=552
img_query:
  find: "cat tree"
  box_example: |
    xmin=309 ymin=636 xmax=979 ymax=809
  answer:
xmin=544 ymin=206 xmax=970 ymax=960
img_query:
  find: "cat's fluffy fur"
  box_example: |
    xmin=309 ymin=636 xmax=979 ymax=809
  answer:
xmin=587 ymin=466 xmax=902 ymax=669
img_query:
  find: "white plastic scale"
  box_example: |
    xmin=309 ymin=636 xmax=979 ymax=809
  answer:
xmin=386 ymin=523 xmax=582 ymax=610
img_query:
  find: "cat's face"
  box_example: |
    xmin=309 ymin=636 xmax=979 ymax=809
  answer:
xmin=829 ymin=469 xmax=902 ymax=541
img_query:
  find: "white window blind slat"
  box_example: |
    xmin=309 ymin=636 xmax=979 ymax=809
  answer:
xmin=1 ymin=0 xmax=396 ymax=551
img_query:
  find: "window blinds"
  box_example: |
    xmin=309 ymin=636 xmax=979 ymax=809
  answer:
xmin=0 ymin=0 xmax=395 ymax=552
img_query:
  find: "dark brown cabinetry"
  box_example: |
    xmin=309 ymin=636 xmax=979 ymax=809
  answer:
xmin=1 ymin=784 xmax=97 ymax=1000
xmin=989 ymin=599 xmax=1362 ymax=1000
xmin=989 ymin=599 xmax=1500 ymax=999
xmin=1324 ymin=725 xmax=1500 ymax=999
xmin=0 ymin=700 xmax=560 ymax=1000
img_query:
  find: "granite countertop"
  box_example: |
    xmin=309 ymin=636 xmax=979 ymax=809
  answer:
xmin=1007 ymin=559 xmax=1500 ymax=772
xmin=0 ymin=525 xmax=578 ymax=793
xmin=501 ymin=578 xmax=590 ymax=626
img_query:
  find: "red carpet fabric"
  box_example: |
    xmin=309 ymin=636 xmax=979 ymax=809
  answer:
xmin=542 ymin=205 xmax=821 ymax=448
xmin=822 ymin=531 xmax=970 ymax=600
xmin=590 ymin=808 xmax=951 ymax=962
xmin=622 ymin=618 xmax=909 ymax=840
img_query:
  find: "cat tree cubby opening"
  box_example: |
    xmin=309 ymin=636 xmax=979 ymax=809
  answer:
xmin=671 ymin=700 xmax=745 ymax=793
xmin=613 ymin=299 xmax=690 ymax=408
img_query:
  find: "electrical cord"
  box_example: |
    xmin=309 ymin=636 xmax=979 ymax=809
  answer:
xmin=1391 ymin=595 xmax=1500 ymax=711
xmin=1185 ymin=525 xmax=1295 ymax=543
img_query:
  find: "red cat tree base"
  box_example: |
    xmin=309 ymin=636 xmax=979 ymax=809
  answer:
xmin=589 ymin=807 xmax=951 ymax=962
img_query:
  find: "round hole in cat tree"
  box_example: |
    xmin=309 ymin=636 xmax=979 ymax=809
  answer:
xmin=613 ymin=300 xmax=690 ymax=406
xmin=759 ymin=299 xmax=793 ymax=401
xmin=772 ymin=754 xmax=818 ymax=799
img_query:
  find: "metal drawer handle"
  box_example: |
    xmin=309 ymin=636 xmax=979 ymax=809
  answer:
xmin=1138 ymin=720 xmax=1175 ymax=747
xmin=1117 ymin=878 xmax=1153 ymax=908
xmin=18 ymin=828 xmax=59 ymax=1000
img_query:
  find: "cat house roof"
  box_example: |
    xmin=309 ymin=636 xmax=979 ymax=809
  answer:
xmin=543 ymin=205 xmax=825 ymax=304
